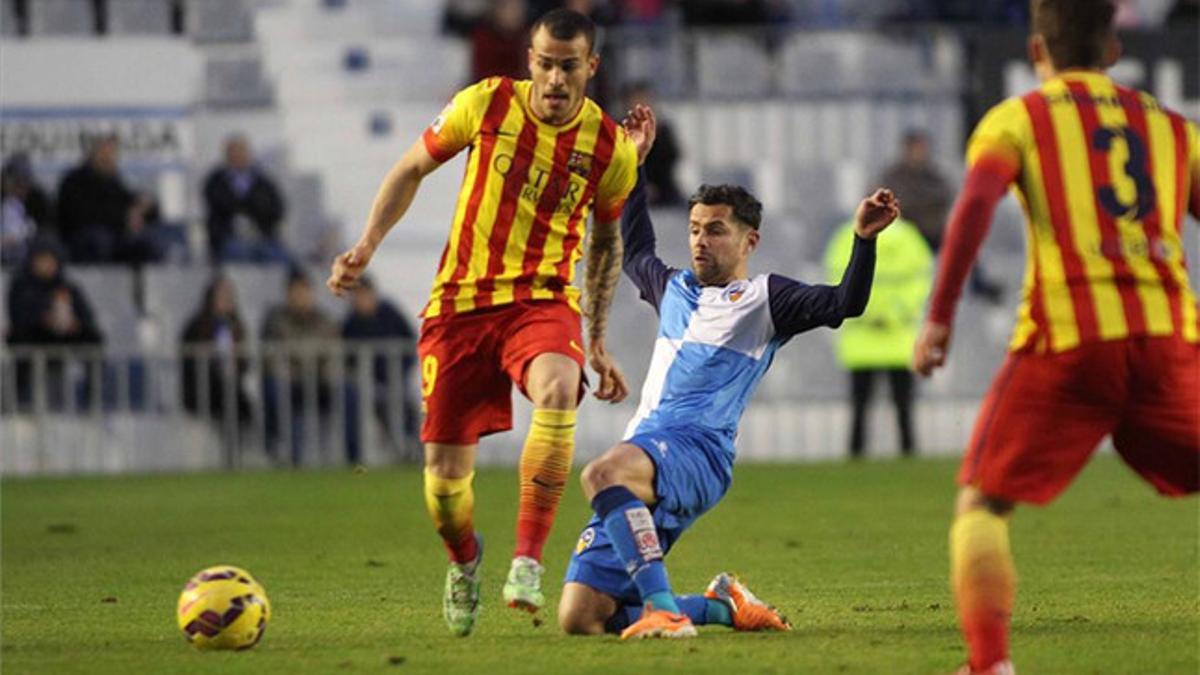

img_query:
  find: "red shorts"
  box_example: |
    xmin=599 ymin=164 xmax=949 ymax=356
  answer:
xmin=417 ymin=300 xmax=585 ymax=444
xmin=959 ymin=336 xmax=1199 ymax=504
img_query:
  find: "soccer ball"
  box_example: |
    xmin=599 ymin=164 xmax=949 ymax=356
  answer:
xmin=176 ymin=565 xmax=271 ymax=650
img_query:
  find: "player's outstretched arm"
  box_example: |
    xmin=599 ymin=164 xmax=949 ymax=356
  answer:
xmin=619 ymin=105 xmax=676 ymax=310
xmin=327 ymin=140 xmax=442 ymax=296
xmin=583 ymin=218 xmax=630 ymax=403
xmin=768 ymin=189 xmax=898 ymax=338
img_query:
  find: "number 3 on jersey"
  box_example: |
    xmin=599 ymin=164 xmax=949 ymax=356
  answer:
xmin=1091 ymin=125 xmax=1157 ymax=221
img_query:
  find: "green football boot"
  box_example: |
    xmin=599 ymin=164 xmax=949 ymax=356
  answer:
xmin=443 ymin=535 xmax=483 ymax=636
xmin=502 ymin=556 xmax=545 ymax=613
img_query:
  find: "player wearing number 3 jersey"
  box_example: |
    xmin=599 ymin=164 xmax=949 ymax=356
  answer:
xmin=911 ymin=2 xmax=1200 ymax=673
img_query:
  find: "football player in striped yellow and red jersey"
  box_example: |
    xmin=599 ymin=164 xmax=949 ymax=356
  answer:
xmin=912 ymin=2 xmax=1199 ymax=673
xmin=327 ymin=9 xmax=638 ymax=636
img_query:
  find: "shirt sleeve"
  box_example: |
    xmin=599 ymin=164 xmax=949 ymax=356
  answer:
xmin=769 ymin=235 xmax=877 ymax=338
xmin=420 ymin=78 xmax=495 ymax=164
xmin=593 ymin=126 xmax=639 ymax=224
xmin=622 ymin=169 xmax=676 ymax=311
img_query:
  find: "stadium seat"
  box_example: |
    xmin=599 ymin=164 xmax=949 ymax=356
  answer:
xmin=186 ymin=0 xmax=254 ymax=43
xmin=204 ymin=54 xmax=274 ymax=107
xmin=1 ymin=0 xmax=18 ymax=36
xmin=28 ymin=0 xmax=93 ymax=35
xmin=107 ymin=0 xmax=172 ymax=35
xmin=695 ymin=32 xmax=773 ymax=98
xmin=222 ymin=263 xmax=288 ymax=338
xmin=142 ymin=265 xmax=212 ymax=350
xmin=70 ymin=266 xmax=141 ymax=356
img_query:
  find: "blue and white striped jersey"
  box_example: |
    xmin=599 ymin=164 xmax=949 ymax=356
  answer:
xmin=620 ymin=172 xmax=877 ymax=449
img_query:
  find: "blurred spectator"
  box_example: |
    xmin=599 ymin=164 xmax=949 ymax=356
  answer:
xmin=470 ymin=0 xmax=529 ymax=82
xmin=342 ymin=276 xmax=419 ymax=453
xmin=824 ymin=216 xmax=932 ymax=459
xmin=203 ymin=135 xmax=289 ymax=265
xmin=616 ymin=0 xmax=667 ymax=24
xmin=622 ymin=81 xmax=683 ymax=205
xmin=1 ymin=154 xmax=54 ymax=267
xmin=261 ymin=269 xmax=358 ymax=465
xmin=56 ymin=135 xmax=162 ymax=265
xmin=5 ymin=238 xmax=104 ymax=409
xmin=180 ymin=274 xmax=253 ymax=433
xmin=442 ymin=0 xmax=491 ymax=37
xmin=879 ymin=130 xmax=1003 ymax=303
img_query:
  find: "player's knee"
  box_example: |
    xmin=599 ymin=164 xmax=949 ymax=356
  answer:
xmin=580 ymin=457 xmax=619 ymax=499
xmin=529 ymin=376 xmax=576 ymax=409
xmin=557 ymin=602 xmax=605 ymax=635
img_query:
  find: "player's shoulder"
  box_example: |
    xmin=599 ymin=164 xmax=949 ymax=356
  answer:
xmin=976 ymin=95 xmax=1028 ymax=132
xmin=455 ymin=76 xmax=516 ymax=105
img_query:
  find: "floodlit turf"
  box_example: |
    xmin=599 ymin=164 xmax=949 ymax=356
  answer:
xmin=2 ymin=455 xmax=1196 ymax=674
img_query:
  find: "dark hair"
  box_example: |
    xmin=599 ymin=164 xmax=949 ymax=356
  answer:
xmin=687 ymin=184 xmax=763 ymax=231
xmin=1031 ymin=0 xmax=1116 ymax=70
xmin=530 ymin=9 xmax=596 ymax=53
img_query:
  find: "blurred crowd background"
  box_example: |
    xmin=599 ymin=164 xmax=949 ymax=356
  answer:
xmin=1 ymin=0 xmax=1197 ymax=475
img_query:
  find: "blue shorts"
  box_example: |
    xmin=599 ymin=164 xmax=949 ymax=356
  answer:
xmin=563 ymin=426 xmax=734 ymax=604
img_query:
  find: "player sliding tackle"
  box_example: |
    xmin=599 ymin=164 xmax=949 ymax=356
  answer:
xmin=557 ymin=105 xmax=901 ymax=639
xmin=327 ymin=9 xmax=638 ymax=636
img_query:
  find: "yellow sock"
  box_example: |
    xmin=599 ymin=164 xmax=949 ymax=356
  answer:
xmin=514 ymin=408 xmax=576 ymax=561
xmin=950 ymin=509 xmax=1016 ymax=671
xmin=424 ymin=469 xmax=478 ymax=564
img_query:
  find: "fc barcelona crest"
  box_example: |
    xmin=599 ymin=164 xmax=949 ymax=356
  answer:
xmin=567 ymin=151 xmax=593 ymax=179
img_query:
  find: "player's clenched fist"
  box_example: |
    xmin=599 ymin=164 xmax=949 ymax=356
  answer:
xmin=327 ymin=241 xmax=375 ymax=297
xmin=912 ymin=320 xmax=952 ymax=377
xmin=853 ymin=189 xmax=901 ymax=239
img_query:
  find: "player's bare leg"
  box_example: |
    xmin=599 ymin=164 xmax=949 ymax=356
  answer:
xmin=506 ymin=352 xmax=582 ymax=613
xmin=425 ymin=443 xmax=483 ymax=636
xmin=951 ymin=486 xmax=1017 ymax=674
xmin=558 ymin=582 xmax=620 ymax=635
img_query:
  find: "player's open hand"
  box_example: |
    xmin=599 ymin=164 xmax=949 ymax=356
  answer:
xmin=912 ymin=320 xmax=952 ymax=377
xmin=622 ymin=104 xmax=657 ymax=167
xmin=587 ymin=339 xmax=629 ymax=403
xmin=327 ymin=241 xmax=375 ymax=297
xmin=853 ymin=189 xmax=901 ymax=239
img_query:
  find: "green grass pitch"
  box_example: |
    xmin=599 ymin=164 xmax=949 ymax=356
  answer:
xmin=2 ymin=455 xmax=1196 ymax=674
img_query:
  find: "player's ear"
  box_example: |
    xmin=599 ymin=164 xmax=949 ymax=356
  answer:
xmin=1027 ymin=34 xmax=1048 ymax=70
xmin=528 ymin=47 xmax=536 ymax=73
xmin=744 ymin=228 xmax=760 ymax=253
xmin=587 ymin=53 xmax=600 ymax=79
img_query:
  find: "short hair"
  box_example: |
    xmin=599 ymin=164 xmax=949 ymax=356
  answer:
xmin=687 ymin=184 xmax=763 ymax=231
xmin=1030 ymin=0 xmax=1116 ymax=70
xmin=530 ymin=9 xmax=596 ymax=54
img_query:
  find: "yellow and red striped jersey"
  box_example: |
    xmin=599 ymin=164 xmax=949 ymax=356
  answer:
xmin=968 ymin=71 xmax=1199 ymax=353
xmin=419 ymin=77 xmax=639 ymax=320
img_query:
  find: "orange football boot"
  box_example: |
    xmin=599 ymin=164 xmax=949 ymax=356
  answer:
xmin=619 ymin=605 xmax=698 ymax=640
xmin=704 ymin=572 xmax=791 ymax=632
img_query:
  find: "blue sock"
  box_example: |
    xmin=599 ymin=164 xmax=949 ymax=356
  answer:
xmin=591 ymin=486 xmax=679 ymax=614
xmin=606 ymin=596 xmax=732 ymax=633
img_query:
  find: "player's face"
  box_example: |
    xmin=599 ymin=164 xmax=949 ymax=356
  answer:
xmin=528 ymin=27 xmax=598 ymax=125
xmin=688 ymin=204 xmax=759 ymax=286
